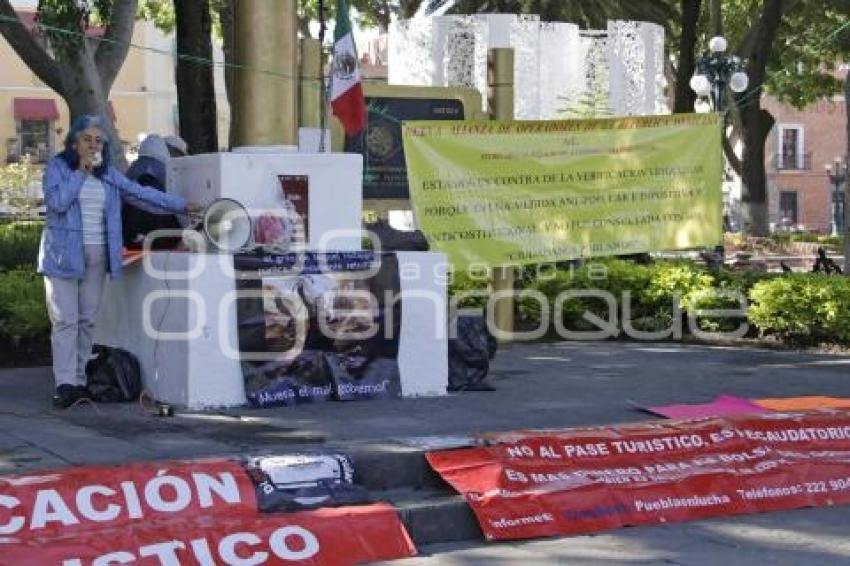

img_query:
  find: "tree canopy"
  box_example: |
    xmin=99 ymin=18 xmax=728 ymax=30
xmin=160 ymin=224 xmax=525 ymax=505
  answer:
xmin=448 ymin=0 xmax=677 ymax=30
xmin=751 ymin=0 xmax=849 ymax=109
xmin=137 ymin=0 xmax=175 ymax=33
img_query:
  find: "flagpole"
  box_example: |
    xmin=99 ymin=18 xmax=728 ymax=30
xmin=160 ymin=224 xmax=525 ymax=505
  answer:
xmin=329 ymin=0 xmax=367 ymax=137
xmin=318 ymin=0 xmax=328 ymax=152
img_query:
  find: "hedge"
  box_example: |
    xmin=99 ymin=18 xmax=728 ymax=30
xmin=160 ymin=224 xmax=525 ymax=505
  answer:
xmin=748 ymin=273 xmax=850 ymax=344
xmin=0 ymin=220 xmax=42 ymax=271
xmin=0 ymin=268 xmax=50 ymax=345
xmin=0 ymin=221 xmax=48 ymax=365
xmin=450 ymin=257 xmax=847 ymax=346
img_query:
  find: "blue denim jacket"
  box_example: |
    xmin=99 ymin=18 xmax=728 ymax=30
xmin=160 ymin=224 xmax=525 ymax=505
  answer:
xmin=38 ymin=156 xmax=187 ymax=279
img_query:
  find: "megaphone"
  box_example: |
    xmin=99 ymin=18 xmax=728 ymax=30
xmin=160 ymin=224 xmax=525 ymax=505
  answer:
xmin=200 ymin=198 xmax=253 ymax=252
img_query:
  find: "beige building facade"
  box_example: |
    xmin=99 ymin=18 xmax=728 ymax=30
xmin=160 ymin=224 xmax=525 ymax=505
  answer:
xmin=1 ymin=1 xmax=230 ymax=166
xmin=763 ymin=91 xmax=847 ymax=233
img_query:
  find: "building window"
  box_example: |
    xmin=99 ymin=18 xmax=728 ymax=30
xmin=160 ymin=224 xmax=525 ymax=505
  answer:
xmin=778 ymin=190 xmax=798 ymax=229
xmin=5 ymin=138 xmax=17 ymax=164
xmin=18 ymin=120 xmax=52 ymax=163
xmin=778 ymin=125 xmax=805 ymax=169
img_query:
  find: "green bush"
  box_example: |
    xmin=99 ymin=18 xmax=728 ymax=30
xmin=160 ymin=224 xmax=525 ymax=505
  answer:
xmin=687 ymin=282 xmax=752 ymax=333
xmin=715 ymin=269 xmax=776 ymax=295
xmin=523 ymin=259 xmax=724 ymax=333
xmin=523 ymin=258 xmax=654 ymax=331
xmin=641 ymin=261 xmax=714 ymax=311
xmin=520 ymin=258 xmax=777 ymax=336
xmin=448 ymin=269 xmax=490 ymax=310
xmin=690 ymin=270 xmax=774 ymax=332
xmin=0 ymin=220 xmax=42 ymax=271
xmin=448 ymin=257 xmax=850 ymax=346
xmin=0 ymin=268 xmax=50 ymax=344
xmin=636 ymin=261 xmax=716 ymax=332
xmin=748 ymin=274 xmax=850 ymax=344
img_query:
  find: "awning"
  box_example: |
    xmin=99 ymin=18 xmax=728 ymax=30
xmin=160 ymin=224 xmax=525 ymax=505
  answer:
xmin=13 ymin=98 xmax=59 ymax=121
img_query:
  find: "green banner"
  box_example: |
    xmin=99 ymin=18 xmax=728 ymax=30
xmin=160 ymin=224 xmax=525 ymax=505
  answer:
xmin=402 ymin=114 xmax=723 ymax=268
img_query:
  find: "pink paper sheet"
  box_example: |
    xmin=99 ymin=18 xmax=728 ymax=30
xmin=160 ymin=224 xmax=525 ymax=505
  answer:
xmin=642 ymin=395 xmax=770 ymax=419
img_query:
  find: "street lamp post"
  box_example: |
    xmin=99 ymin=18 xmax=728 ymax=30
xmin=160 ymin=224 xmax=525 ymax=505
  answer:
xmin=690 ymin=36 xmax=748 ymax=253
xmin=825 ymin=157 xmax=847 ymax=236
xmin=690 ymin=36 xmax=749 ymax=112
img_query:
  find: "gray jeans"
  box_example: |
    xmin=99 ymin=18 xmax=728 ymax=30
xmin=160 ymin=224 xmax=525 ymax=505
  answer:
xmin=44 ymin=245 xmax=107 ymax=388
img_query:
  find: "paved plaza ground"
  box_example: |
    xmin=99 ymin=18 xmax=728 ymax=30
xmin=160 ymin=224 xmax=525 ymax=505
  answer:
xmin=2 ymin=340 xmax=850 ymax=564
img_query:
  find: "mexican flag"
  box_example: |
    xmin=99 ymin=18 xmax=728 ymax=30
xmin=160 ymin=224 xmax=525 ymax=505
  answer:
xmin=330 ymin=0 xmax=366 ymax=135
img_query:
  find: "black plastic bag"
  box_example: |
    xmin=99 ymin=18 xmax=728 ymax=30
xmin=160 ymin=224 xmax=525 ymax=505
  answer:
xmin=85 ymin=345 xmax=143 ymax=402
xmin=447 ymin=315 xmax=498 ymax=391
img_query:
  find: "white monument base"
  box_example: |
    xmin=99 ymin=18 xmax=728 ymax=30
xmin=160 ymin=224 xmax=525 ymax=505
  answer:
xmin=169 ymin=150 xmax=363 ymax=251
xmin=95 ymin=252 xmax=448 ymax=409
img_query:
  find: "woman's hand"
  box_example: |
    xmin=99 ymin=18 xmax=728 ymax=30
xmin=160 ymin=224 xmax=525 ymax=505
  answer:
xmin=80 ymin=156 xmax=94 ymax=173
xmin=75 ymin=127 xmax=105 ymax=173
xmin=80 ymin=151 xmax=102 ymax=173
xmin=185 ymin=201 xmax=205 ymax=215
xmin=184 ymin=202 xmax=206 ymax=227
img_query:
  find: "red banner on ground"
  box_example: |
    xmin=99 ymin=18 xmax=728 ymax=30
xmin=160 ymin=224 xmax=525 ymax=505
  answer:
xmin=0 ymin=459 xmax=415 ymax=565
xmin=426 ymin=411 xmax=850 ymax=541
xmin=0 ymin=505 xmax=413 ymax=565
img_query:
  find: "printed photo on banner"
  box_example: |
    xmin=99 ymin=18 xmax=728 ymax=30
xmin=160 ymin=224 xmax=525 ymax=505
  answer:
xmin=233 ymin=252 xmax=402 ymax=408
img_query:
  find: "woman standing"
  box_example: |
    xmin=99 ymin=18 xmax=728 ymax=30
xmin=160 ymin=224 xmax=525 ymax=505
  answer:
xmin=38 ymin=115 xmax=196 ymax=409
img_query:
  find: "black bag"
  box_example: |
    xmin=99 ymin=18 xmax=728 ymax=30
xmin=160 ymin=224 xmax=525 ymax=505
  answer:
xmin=85 ymin=345 xmax=143 ymax=402
xmin=447 ymin=315 xmax=498 ymax=391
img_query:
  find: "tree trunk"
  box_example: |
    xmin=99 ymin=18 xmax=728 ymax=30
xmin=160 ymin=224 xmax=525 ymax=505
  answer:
xmin=734 ymin=0 xmax=784 ymax=236
xmin=174 ymin=0 xmax=219 ymax=154
xmin=673 ymin=0 xmax=701 ymax=113
xmin=56 ymin=39 xmax=126 ymax=168
xmin=710 ymin=0 xmax=723 ymax=36
xmin=298 ymin=17 xmax=312 ymax=39
xmin=371 ymin=1 xmax=391 ymax=32
xmin=399 ymin=0 xmax=424 ymax=18
xmin=740 ymin=108 xmax=774 ymax=236
xmin=215 ymin=0 xmax=237 ymax=150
